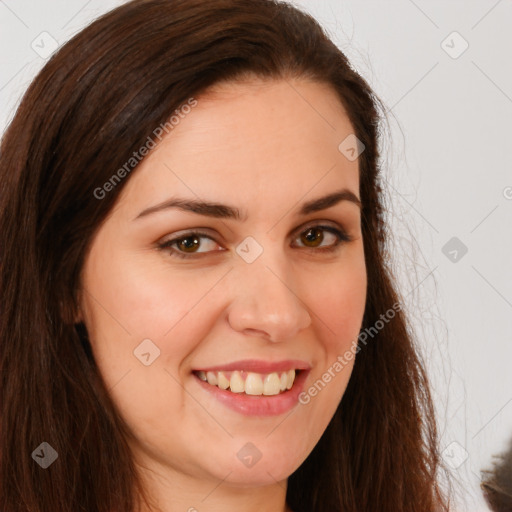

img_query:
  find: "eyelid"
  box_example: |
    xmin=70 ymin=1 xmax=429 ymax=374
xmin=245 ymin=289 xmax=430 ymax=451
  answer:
xmin=292 ymin=219 xmax=345 ymax=235
xmin=157 ymin=220 xmax=353 ymax=258
xmin=157 ymin=220 xmax=348 ymax=244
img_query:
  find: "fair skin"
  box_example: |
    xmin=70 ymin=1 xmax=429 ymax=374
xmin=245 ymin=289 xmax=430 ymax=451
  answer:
xmin=78 ymin=77 xmax=367 ymax=512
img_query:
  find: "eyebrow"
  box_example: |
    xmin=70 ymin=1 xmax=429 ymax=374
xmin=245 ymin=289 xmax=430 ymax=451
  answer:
xmin=134 ymin=188 xmax=361 ymax=221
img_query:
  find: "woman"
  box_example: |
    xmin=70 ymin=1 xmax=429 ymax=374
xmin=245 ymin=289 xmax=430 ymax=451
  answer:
xmin=0 ymin=0 xmax=451 ymax=510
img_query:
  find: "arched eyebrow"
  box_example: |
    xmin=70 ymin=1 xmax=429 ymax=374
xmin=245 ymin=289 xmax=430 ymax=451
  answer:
xmin=133 ymin=188 xmax=361 ymax=221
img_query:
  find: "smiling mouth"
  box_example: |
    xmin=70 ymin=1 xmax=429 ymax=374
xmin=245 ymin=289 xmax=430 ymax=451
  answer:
xmin=192 ymin=369 xmax=300 ymax=396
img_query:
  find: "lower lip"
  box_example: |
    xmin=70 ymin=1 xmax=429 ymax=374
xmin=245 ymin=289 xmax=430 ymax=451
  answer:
xmin=193 ymin=370 xmax=309 ymax=417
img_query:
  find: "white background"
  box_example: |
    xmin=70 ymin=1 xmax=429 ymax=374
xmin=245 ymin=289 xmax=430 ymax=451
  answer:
xmin=1 ymin=1 xmax=511 ymax=510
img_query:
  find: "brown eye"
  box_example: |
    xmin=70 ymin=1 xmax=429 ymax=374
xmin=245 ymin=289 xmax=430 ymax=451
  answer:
xmin=300 ymin=227 xmax=325 ymax=248
xmin=176 ymin=235 xmax=201 ymax=253
xmin=294 ymin=225 xmax=350 ymax=251
xmin=158 ymin=224 xmax=351 ymax=260
xmin=158 ymin=231 xmax=223 ymax=259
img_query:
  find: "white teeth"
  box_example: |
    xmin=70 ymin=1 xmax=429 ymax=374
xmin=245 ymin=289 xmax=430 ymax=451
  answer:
xmin=217 ymin=371 xmax=230 ymax=390
xmin=196 ymin=369 xmax=299 ymax=395
xmin=280 ymin=372 xmax=288 ymax=391
xmin=206 ymin=371 xmax=217 ymax=385
xmin=286 ymin=369 xmax=295 ymax=390
xmin=245 ymin=372 xmax=264 ymax=395
xmin=229 ymin=371 xmax=245 ymax=393
xmin=263 ymin=372 xmax=281 ymax=396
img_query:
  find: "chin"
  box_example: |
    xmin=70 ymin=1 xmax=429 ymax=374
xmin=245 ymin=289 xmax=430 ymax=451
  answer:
xmin=206 ymin=439 xmax=308 ymax=487
xmin=219 ymin=463 xmax=296 ymax=488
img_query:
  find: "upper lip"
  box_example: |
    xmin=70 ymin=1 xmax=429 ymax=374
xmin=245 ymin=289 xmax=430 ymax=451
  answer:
xmin=193 ymin=359 xmax=311 ymax=374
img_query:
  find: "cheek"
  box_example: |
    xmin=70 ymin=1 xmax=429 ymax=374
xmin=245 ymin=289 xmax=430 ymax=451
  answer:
xmin=308 ymin=250 xmax=367 ymax=351
xmin=297 ymin=249 xmax=366 ymax=410
xmin=80 ymin=248 xmax=229 ymax=370
xmin=79 ymin=253 xmax=225 ymax=434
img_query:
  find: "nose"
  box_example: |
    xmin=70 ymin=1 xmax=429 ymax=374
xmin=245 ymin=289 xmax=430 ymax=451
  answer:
xmin=226 ymin=252 xmax=312 ymax=343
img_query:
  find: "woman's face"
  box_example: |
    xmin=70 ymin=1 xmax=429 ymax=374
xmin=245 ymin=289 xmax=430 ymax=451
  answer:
xmin=79 ymin=78 xmax=366 ymax=493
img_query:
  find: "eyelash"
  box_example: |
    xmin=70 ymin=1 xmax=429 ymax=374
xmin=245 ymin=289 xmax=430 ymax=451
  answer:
xmin=157 ymin=224 xmax=353 ymax=260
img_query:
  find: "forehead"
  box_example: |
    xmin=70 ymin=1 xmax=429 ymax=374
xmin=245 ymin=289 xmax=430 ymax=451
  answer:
xmin=117 ymin=78 xmax=360 ymax=217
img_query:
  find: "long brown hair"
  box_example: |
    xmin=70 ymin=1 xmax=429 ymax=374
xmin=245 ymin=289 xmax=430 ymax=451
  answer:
xmin=0 ymin=0 xmax=451 ymax=510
